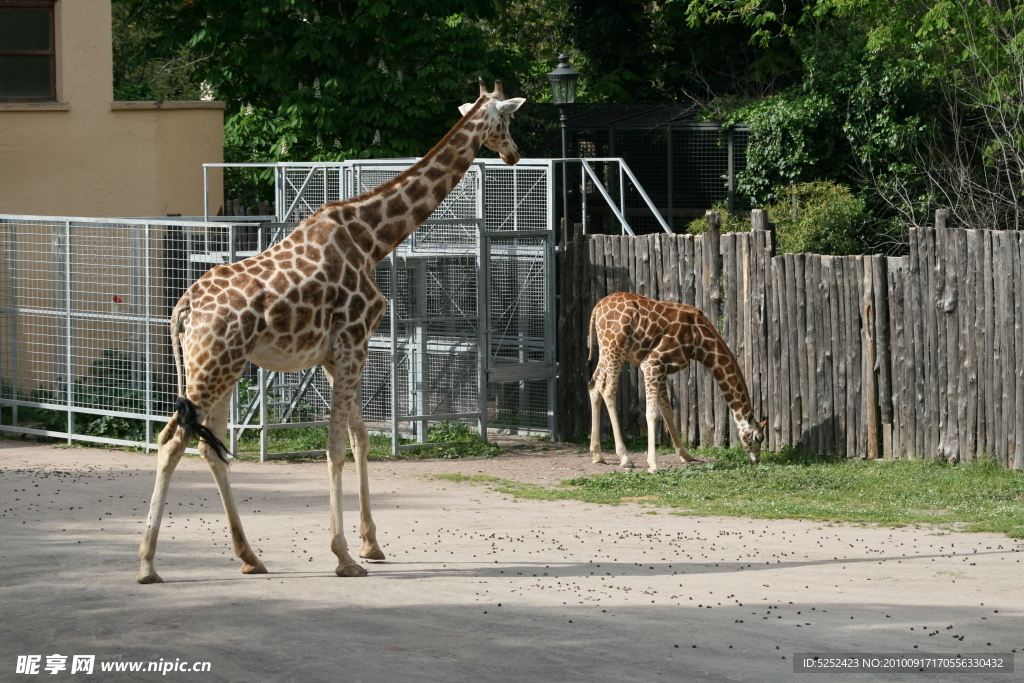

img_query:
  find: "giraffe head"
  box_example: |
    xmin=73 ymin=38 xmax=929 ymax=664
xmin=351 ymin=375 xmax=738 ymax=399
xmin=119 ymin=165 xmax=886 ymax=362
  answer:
xmin=736 ymin=415 xmax=767 ymax=464
xmin=458 ymin=79 xmax=526 ymax=165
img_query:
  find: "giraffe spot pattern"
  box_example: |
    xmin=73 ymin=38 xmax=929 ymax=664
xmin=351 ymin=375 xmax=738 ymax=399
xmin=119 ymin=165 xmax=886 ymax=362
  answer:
xmin=359 ymin=202 xmax=382 ymax=228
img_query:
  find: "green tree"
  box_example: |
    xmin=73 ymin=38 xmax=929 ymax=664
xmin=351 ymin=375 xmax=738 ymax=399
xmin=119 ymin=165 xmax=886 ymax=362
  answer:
xmin=560 ymin=0 xmax=798 ymax=103
xmin=125 ymin=0 xmax=526 ymax=163
xmin=685 ymin=0 xmax=1024 ymax=238
xmin=112 ymin=1 xmax=204 ymax=100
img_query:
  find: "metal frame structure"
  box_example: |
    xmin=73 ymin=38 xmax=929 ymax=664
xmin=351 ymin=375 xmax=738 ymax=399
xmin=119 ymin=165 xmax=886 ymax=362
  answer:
xmin=205 ymin=159 xmax=558 ymax=459
xmin=562 ymin=157 xmax=671 ymax=237
xmin=565 ymin=106 xmax=750 ymax=233
xmin=2 ymin=151 xmax=682 ymax=461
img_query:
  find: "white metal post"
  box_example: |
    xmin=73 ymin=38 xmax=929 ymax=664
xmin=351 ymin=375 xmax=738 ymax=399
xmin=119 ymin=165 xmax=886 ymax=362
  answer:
xmin=64 ymin=220 xmax=72 ymax=445
xmin=144 ymin=223 xmax=152 ymax=451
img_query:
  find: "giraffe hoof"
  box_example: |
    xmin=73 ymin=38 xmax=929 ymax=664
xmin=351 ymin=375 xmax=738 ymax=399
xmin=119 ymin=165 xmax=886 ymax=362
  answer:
xmin=359 ymin=546 xmax=385 ymax=561
xmin=241 ymin=562 xmax=268 ymax=575
xmin=336 ymin=563 xmax=368 ymax=577
xmin=135 ymin=570 xmax=163 ymax=584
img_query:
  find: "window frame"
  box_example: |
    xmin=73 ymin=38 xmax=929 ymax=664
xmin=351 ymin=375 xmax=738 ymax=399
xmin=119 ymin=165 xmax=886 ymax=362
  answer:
xmin=0 ymin=0 xmax=57 ymax=102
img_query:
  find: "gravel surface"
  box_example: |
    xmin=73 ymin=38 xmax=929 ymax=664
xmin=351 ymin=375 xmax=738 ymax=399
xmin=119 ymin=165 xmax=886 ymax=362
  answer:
xmin=2 ymin=436 xmax=1023 ymax=682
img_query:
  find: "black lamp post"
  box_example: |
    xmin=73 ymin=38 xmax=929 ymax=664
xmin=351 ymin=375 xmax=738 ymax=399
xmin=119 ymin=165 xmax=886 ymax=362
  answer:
xmin=547 ymin=53 xmax=580 ymax=246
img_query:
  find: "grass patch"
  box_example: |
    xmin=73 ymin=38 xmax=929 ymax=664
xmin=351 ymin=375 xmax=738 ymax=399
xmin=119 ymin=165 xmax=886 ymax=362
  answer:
xmin=484 ymin=444 xmax=1024 ymax=538
xmin=433 ymin=473 xmax=502 ymax=483
xmin=233 ymin=421 xmax=501 ymax=463
xmin=2 ymin=419 xmax=500 ymax=464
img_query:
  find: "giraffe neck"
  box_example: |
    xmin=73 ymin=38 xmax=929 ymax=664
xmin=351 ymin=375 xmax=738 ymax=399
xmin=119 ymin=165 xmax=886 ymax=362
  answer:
xmin=321 ymin=101 xmax=488 ymax=264
xmin=697 ymin=337 xmax=754 ymax=423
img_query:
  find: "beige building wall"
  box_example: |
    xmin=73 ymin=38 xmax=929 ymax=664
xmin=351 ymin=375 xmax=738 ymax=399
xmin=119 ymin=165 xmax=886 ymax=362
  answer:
xmin=0 ymin=0 xmax=224 ymax=218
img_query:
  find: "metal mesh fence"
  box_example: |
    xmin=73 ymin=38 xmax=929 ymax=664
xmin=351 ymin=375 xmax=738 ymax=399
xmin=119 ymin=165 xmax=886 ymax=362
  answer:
xmin=279 ymin=166 xmax=345 ymax=223
xmin=0 ymin=214 xmax=487 ymax=453
xmin=262 ymin=160 xmax=555 ymax=454
xmin=568 ymin=123 xmax=749 ymax=234
xmin=0 ymin=216 xmax=255 ymax=450
xmin=1 ymin=160 xmax=556 ymax=457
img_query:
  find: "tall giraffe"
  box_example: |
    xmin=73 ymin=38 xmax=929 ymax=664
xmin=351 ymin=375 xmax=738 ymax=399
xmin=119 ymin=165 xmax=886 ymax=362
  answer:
xmin=588 ymin=292 xmax=765 ymax=472
xmin=136 ymin=81 xmax=525 ymax=583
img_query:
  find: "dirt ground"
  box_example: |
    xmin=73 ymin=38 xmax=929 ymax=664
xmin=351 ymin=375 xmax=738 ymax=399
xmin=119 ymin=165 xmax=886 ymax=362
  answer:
xmin=2 ymin=435 xmax=1023 ymax=682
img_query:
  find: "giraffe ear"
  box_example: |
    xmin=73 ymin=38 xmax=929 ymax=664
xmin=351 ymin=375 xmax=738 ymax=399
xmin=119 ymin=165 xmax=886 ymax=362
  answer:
xmin=458 ymin=103 xmax=475 ymax=116
xmin=758 ymin=418 xmax=768 ymax=429
xmin=495 ymin=98 xmax=526 ymax=115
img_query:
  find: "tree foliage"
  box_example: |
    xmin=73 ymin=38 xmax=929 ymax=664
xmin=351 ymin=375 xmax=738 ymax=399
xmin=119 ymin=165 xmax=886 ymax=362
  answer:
xmin=685 ymin=0 xmax=1024 ymax=236
xmin=112 ymin=0 xmax=1024 ymax=247
xmin=561 ymin=0 xmax=798 ymax=103
xmin=120 ymin=0 xmax=525 ymax=162
xmin=112 ymin=2 xmax=204 ymax=100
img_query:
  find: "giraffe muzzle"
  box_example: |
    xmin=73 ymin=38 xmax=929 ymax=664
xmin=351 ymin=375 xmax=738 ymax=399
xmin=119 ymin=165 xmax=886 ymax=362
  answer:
xmin=500 ymin=149 xmax=521 ymax=165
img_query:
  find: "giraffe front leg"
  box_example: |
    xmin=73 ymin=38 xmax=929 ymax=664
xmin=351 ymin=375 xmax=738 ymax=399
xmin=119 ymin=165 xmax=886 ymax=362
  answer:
xmin=326 ymin=363 xmax=366 ymax=577
xmin=136 ymin=415 xmax=188 ymax=583
xmin=658 ymin=379 xmax=694 ymax=463
xmin=349 ymin=405 xmax=384 ymax=561
xmin=201 ymin=396 xmax=266 ymax=575
xmin=641 ymin=360 xmax=662 ymax=473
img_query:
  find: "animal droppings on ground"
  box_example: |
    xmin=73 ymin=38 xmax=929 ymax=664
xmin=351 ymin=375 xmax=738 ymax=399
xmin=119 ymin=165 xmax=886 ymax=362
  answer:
xmin=3 ymin=438 xmax=1024 ymax=682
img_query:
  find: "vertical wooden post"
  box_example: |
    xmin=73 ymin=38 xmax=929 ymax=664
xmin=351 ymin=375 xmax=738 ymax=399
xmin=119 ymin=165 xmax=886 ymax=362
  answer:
xmin=750 ymin=208 xmax=767 ymax=231
xmin=704 ymin=211 xmax=722 ymax=325
xmin=706 ymin=210 xmax=721 ymax=241
xmin=935 ymin=208 xmax=949 ymax=230
xmin=873 ymin=256 xmax=892 ymax=457
xmin=751 ymin=208 xmax=775 ymax=256
xmin=700 ymin=211 xmax=721 ymax=445
xmin=863 ymin=258 xmax=880 ymax=459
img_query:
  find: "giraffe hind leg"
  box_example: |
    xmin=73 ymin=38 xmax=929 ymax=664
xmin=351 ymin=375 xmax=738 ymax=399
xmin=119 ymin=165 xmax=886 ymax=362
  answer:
xmin=589 ymin=366 xmax=606 ymax=464
xmin=599 ymin=371 xmax=632 ymax=469
xmin=593 ymin=360 xmax=630 ymax=466
xmin=641 ymin=359 xmax=663 ymax=472
xmin=136 ymin=413 xmax=189 ymax=583
xmin=199 ymin=394 xmax=266 ymax=574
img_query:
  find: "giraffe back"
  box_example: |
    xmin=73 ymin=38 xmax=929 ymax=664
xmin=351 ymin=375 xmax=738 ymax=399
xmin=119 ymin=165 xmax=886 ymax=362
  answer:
xmin=590 ymin=292 xmax=711 ymax=369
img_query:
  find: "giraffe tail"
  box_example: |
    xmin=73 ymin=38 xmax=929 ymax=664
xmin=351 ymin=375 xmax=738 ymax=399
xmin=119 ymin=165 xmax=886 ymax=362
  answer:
xmin=175 ymin=397 xmax=229 ymax=465
xmin=587 ymin=305 xmax=598 ymax=362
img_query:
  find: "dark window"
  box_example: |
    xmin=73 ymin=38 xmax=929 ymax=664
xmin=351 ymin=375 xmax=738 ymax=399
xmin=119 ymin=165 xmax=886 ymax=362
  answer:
xmin=0 ymin=1 xmax=56 ymax=101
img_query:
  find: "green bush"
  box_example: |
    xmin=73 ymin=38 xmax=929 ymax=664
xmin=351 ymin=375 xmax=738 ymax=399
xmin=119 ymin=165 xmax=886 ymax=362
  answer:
xmin=766 ymin=181 xmax=877 ymax=256
xmin=685 ymin=202 xmax=751 ymax=235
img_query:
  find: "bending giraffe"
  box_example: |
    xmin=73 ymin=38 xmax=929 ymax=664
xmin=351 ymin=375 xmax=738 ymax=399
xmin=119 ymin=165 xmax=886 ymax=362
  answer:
xmin=136 ymin=81 xmax=525 ymax=583
xmin=588 ymin=292 xmax=765 ymax=472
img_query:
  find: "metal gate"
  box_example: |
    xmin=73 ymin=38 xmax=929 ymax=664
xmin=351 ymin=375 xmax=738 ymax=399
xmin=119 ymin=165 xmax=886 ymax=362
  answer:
xmin=210 ymin=159 xmax=557 ymax=458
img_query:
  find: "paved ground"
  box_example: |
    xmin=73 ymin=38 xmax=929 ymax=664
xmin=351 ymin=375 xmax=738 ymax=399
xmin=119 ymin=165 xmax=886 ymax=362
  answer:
xmin=2 ymin=436 xmax=1023 ymax=682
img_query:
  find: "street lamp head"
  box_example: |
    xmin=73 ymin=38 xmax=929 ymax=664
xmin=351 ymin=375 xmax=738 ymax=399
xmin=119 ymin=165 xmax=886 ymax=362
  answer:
xmin=547 ymin=53 xmax=580 ymax=106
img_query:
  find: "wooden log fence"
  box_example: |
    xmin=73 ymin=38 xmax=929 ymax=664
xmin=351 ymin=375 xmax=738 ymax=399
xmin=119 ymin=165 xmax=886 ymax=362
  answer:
xmin=557 ymin=213 xmax=1024 ymax=466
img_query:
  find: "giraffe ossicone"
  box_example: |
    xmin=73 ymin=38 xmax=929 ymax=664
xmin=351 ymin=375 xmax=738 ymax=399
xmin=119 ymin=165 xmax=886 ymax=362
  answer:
xmin=588 ymin=292 xmax=765 ymax=472
xmin=136 ymin=80 xmax=525 ymax=584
